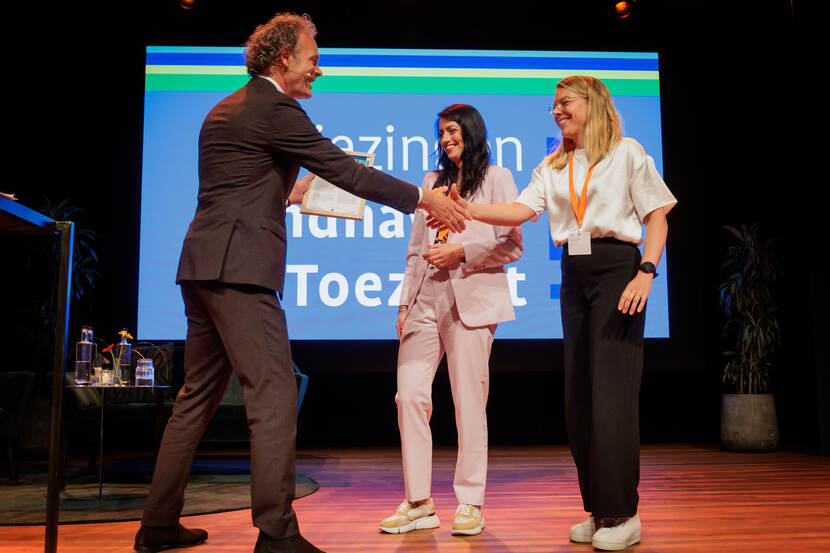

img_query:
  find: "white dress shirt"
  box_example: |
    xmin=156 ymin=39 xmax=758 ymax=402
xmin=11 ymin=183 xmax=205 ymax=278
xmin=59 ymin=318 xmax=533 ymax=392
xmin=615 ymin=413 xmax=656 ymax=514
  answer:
xmin=516 ymin=138 xmax=676 ymax=246
xmin=259 ymin=74 xmax=285 ymax=93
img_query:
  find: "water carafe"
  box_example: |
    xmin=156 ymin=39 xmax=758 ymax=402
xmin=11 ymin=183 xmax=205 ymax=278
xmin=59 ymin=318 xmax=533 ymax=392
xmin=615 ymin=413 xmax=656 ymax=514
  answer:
xmin=135 ymin=357 xmax=154 ymax=386
xmin=74 ymin=326 xmax=96 ymax=385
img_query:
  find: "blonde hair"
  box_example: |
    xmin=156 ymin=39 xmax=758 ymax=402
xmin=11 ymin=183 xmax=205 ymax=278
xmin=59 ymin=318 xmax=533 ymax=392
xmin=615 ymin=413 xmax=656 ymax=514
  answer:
xmin=546 ymin=76 xmax=622 ymax=170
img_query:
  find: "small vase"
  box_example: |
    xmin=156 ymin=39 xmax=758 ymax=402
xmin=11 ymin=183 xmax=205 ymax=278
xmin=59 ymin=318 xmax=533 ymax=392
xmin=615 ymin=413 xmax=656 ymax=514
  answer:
xmin=115 ymin=340 xmax=132 ymax=385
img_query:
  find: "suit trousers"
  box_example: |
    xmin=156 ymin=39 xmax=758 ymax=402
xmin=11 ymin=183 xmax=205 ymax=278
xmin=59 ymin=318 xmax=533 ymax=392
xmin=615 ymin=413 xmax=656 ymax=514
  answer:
xmin=560 ymin=239 xmax=645 ymax=518
xmin=396 ymin=265 xmax=495 ymax=506
xmin=141 ymin=280 xmax=300 ymax=539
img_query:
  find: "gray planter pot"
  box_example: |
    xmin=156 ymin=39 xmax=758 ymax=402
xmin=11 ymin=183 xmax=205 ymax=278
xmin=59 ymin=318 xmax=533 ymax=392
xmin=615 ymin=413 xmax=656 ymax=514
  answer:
xmin=720 ymin=393 xmax=780 ymax=451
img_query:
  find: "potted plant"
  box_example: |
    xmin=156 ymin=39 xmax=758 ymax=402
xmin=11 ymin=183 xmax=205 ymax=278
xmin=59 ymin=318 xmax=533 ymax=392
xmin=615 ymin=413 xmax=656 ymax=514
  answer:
xmin=11 ymin=199 xmax=99 ymax=455
xmin=718 ymin=223 xmax=781 ymax=451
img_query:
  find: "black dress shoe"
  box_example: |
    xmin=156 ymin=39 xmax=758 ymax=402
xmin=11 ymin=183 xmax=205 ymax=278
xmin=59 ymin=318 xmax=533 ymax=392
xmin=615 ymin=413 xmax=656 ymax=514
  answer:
xmin=253 ymin=531 xmax=326 ymax=553
xmin=134 ymin=523 xmax=208 ymax=553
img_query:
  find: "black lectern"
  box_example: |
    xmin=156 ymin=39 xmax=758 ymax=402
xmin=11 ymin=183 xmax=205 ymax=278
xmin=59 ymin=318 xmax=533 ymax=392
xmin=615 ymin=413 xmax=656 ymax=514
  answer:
xmin=0 ymin=196 xmax=73 ymax=553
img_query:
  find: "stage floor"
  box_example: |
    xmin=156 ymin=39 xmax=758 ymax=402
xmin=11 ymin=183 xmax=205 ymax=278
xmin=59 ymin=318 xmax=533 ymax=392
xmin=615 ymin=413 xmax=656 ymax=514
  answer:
xmin=3 ymin=444 xmax=829 ymax=552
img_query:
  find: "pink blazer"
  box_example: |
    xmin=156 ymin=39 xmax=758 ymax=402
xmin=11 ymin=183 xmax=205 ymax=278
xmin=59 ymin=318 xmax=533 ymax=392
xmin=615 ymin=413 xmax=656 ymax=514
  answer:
xmin=399 ymin=165 xmax=523 ymax=328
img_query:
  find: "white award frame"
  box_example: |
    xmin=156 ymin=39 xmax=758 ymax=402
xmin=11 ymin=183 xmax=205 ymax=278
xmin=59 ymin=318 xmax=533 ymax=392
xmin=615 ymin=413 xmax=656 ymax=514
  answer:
xmin=299 ymin=151 xmax=375 ymax=220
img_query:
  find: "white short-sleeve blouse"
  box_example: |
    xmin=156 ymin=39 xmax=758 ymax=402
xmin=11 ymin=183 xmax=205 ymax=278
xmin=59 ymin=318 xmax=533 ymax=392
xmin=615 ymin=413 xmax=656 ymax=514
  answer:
xmin=516 ymin=138 xmax=677 ymax=246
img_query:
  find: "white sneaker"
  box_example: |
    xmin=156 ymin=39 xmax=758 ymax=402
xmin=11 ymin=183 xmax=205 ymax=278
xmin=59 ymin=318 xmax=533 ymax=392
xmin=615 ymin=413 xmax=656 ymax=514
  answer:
xmin=591 ymin=514 xmax=641 ymax=551
xmin=569 ymin=515 xmax=596 ymax=543
xmin=379 ymin=498 xmax=440 ymax=534
xmin=451 ymin=504 xmax=485 ymax=536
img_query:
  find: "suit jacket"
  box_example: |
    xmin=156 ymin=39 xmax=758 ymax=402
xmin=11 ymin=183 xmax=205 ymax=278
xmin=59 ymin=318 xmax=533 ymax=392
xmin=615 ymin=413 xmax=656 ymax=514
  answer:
xmin=399 ymin=165 xmax=523 ymax=328
xmin=176 ymin=77 xmax=420 ymax=293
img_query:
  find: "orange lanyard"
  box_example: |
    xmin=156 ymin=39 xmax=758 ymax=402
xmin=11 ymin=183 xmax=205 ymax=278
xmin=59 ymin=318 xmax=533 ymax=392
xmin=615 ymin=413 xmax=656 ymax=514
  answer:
xmin=568 ymin=154 xmax=595 ymax=228
xmin=434 ymin=185 xmax=451 ymax=243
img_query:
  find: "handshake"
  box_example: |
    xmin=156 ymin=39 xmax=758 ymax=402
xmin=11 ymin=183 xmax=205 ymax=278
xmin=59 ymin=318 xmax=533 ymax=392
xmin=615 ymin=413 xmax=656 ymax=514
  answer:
xmin=289 ymin=175 xmax=472 ymax=232
xmin=418 ymin=183 xmax=472 ymax=232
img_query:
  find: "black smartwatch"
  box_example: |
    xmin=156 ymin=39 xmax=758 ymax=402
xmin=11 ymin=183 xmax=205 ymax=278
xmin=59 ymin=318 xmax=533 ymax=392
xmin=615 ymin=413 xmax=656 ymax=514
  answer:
xmin=638 ymin=261 xmax=658 ymax=278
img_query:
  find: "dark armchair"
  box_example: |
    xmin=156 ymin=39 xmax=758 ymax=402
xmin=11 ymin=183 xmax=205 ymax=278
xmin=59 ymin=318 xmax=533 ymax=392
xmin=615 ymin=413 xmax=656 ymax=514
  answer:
xmin=0 ymin=371 xmax=36 ymax=480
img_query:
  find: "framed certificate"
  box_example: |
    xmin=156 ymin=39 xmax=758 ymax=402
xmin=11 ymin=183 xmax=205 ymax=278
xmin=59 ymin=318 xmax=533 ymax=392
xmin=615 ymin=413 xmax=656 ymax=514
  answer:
xmin=300 ymin=151 xmax=375 ymax=220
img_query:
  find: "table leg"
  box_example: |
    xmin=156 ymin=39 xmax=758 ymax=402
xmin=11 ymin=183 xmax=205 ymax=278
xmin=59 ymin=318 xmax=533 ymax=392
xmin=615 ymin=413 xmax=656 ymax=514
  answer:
xmin=98 ymin=388 xmax=105 ymax=500
xmin=45 ymin=221 xmax=73 ymax=553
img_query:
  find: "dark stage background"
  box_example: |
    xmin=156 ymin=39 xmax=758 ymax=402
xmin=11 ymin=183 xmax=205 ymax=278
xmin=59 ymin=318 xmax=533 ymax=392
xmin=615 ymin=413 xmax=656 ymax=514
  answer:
xmin=3 ymin=1 xmax=824 ymax=455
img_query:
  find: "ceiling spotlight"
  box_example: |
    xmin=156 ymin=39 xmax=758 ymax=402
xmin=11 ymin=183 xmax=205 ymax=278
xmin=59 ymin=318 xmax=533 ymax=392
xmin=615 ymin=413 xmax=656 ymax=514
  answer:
xmin=607 ymin=0 xmax=636 ymax=19
xmin=177 ymin=0 xmax=202 ymax=10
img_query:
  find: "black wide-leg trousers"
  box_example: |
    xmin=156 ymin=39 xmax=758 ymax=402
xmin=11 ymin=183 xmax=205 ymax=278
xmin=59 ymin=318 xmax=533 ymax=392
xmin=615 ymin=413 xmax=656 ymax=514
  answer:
xmin=141 ymin=280 xmax=300 ymax=540
xmin=560 ymin=239 xmax=645 ymax=518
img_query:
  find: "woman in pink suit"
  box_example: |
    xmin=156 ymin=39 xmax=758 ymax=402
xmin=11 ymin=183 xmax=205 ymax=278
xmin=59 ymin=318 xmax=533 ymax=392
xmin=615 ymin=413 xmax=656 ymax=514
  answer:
xmin=378 ymin=104 xmax=523 ymax=536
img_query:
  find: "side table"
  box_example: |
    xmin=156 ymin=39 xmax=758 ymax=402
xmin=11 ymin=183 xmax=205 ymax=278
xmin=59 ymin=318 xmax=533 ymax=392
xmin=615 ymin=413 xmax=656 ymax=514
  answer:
xmin=68 ymin=384 xmax=170 ymax=499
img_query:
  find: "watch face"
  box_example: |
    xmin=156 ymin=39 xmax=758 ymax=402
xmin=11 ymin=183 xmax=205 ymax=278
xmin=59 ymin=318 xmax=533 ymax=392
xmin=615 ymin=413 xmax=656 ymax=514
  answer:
xmin=640 ymin=262 xmax=655 ymax=273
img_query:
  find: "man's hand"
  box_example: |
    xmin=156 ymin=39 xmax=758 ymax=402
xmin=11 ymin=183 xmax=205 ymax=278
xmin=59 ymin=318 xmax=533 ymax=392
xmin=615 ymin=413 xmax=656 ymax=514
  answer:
xmin=418 ymin=185 xmax=470 ymax=233
xmin=427 ymin=183 xmax=474 ymax=229
xmin=288 ymin=173 xmax=315 ymax=205
xmin=423 ymin=243 xmax=464 ymax=269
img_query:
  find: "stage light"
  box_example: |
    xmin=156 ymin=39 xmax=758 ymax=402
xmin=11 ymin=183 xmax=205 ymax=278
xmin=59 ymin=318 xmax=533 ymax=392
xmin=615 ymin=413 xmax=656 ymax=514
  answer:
xmin=607 ymin=0 xmax=636 ymax=18
xmin=177 ymin=0 xmax=202 ymax=10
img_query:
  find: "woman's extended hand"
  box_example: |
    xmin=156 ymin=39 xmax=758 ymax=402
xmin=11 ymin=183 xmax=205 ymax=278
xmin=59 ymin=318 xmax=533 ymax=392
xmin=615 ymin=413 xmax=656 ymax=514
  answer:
xmin=418 ymin=185 xmax=470 ymax=232
xmin=428 ymin=183 xmax=470 ymax=228
xmin=618 ymin=271 xmax=653 ymax=315
xmin=423 ymin=243 xmax=465 ymax=268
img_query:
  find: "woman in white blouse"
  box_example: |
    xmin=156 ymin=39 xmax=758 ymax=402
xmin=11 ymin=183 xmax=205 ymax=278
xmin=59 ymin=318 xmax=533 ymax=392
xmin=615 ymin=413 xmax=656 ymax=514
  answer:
xmin=448 ymin=76 xmax=676 ymax=551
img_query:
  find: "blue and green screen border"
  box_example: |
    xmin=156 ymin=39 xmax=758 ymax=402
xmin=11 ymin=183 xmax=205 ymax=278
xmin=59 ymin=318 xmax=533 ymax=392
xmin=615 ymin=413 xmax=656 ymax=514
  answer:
xmin=145 ymin=47 xmax=659 ymax=96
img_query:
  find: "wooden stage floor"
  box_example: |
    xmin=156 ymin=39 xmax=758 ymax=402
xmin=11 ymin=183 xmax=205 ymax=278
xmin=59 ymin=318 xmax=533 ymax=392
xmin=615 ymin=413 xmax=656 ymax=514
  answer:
xmin=3 ymin=444 xmax=829 ymax=552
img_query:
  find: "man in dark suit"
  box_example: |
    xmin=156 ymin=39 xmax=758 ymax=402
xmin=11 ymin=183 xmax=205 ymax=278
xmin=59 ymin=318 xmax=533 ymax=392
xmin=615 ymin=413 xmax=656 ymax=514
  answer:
xmin=134 ymin=12 xmax=468 ymax=553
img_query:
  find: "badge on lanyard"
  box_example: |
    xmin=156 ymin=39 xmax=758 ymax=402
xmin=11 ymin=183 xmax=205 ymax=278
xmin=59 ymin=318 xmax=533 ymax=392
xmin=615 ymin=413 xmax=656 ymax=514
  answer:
xmin=566 ymin=153 xmax=595 ymax=256
xmin=568 ymin=228 xmax=591 ymax=255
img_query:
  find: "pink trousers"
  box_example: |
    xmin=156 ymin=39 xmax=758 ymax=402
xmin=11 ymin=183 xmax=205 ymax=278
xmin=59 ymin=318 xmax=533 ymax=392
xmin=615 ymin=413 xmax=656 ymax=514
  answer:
xmin=396 ymin=266 xmax=495 ymax=506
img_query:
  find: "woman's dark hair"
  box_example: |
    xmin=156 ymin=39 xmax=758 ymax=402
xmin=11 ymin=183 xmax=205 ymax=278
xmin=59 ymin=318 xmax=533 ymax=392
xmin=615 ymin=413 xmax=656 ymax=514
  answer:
xmin=434 ymin=104 xmax=490 ymax=200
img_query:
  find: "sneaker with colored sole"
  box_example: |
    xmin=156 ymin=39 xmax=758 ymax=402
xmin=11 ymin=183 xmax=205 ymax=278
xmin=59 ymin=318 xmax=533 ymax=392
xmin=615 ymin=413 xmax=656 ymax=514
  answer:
xmin=379 ymin=498 xmax=440 ymax=534
xmin=451 ymin=504 xmax=485 ymax=536
xmin=591 ymin=514 xmax=641 ymax=551
xmin=569 ymin=515 xmax=596 ymax=543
